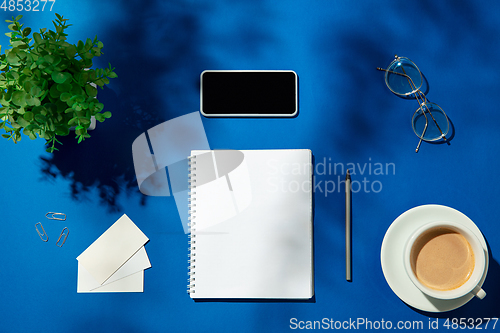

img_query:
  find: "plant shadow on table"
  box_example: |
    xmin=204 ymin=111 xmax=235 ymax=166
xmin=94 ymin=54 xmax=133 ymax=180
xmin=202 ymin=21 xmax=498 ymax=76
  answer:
xmin=411 ymin=240 xmax=500 ymax=320
xmin=38 ymin=1 xmax=206 ymax=212
xmin=39 ymin=87 xmax=161 ymax=212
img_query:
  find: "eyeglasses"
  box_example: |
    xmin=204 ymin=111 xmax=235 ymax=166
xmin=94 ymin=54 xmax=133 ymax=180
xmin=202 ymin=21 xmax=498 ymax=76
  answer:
xmin=377 ymin=55 xmax=449 ymax=153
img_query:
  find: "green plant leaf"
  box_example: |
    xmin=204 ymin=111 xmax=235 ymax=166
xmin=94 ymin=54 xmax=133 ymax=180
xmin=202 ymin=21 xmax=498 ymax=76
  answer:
xmin=95 ymin=113 xmax=105 ymax=122
xmin=6 ymin=51 xmax=19 ymax=65
xmin=22 ymin=78 xmax=34 ymax=92
xmin=36 ymin=56 xmax=46 ymax=65
xmin=75 ymin=127 xmax=86 ymax=136
xmin=77 ymin=40 xmax=84 ymax=52
xmin=48 ymin=118 xmax=55 ymax=131
xmin=67 ymin=117 xmax=78 ymax=126
xmin=64 ymin=44 xmax=77 ymax=59
xmin=22 ymin=27 xmax=31 ymax=37
xmin=46 ymin=55 xmax=61 ymax=66
xmin=85 ymin=84 xmax=97 ymax=97
xmin=60 ymin=92 xmax=72 ymax=102
xmin=23 ymin=127 xmax=31 ymax=136
xmin=2 ymin=89 xmax=13 ymax=103
xmin=30 ymin=86 xmax=44 ymax=97
xmin=25 ymin=124 xmax=40 ymax=131
xmin=31 ymin=105 xmax=42 ymax=114
xmin=12 ymin=91 xmax=27 ymax=107
xmin=93 ymin=102 xmax=104 ymax=112
xmin=49 ymin=84 xmax=61 ymax=98
xmin=51 ymin=71 xmax=71 ymax=84
xmin=6 ymin=71 xmax=20 ymax=81
xmin=87 ymin=70 xmax=96 ymax=81
xmin=92 ymin=47 xmax=101 ymax=56
xmin=39 ymin=89 xmax=49 ymax=102
xmin=85 ymin=38 xmax=92 ymax=51
xmin=70 ymin=82 xmax=84 ymax=96
xmin=79 ymin=117 xmax=90 ymax=125
xmin=39 ymin=78 xmax=48 ymax=90
xmin=16 ymin=50 xmax=26 ymax=60
xmin=35 ymin=114 xmax=47 ymax=123
xmin=55 ymin=100 xmax=66 ymax=113
xmin=23 ymin=111 xmax=34 ymax=121
xmin=44 ymin=54 xmax=55 ymax=64
xmin=70 ymin=95 xmax=85 ymax=104
xmin=45 ymin=103 xmax=58 ymax=114
xmin=17 ymin=117 xmax=30 ymax=127
xmin=33 ymin=32 xmax=42 ymax=45
xmin=55 ymin=125 xmax=70 ymax=136
xmin=81 ymin=52 xmax=93 ymax=60
xmin=25 ymin=95 xmax=40 ymax=106
xmin=102 ymin=111 xmax=112 ymax=119
xmin=57 ymin=82 xmax=72 ymax=92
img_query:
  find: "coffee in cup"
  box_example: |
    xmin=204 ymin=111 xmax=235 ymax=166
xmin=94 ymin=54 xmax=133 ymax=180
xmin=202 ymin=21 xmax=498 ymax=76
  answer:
xmin=404 ymin=221 xmax=486 ymax=300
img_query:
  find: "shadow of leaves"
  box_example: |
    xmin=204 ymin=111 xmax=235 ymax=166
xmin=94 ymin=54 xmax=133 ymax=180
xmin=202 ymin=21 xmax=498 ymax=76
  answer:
xmin=38 ymin=2 xmax=207 ymax=211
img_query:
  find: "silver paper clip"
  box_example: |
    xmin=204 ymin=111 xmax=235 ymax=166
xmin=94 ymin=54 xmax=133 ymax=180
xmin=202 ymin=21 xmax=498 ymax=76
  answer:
xmin=45 ymin=212 xmax=66 ymax=221
xmin=35 ymin=222 xmax=49 ymax=242
xmin=56 ymin=227 xmax=69 ymax=247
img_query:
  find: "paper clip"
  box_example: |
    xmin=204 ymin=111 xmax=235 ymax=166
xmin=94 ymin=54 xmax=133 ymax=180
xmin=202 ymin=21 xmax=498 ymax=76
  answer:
xmin=56 ymin=227 xmax=69 ymax=247
xmin=45 ymin=212 xmax=66 ymax=221
xmin=35 ymin=222 xmax=49 ymax=242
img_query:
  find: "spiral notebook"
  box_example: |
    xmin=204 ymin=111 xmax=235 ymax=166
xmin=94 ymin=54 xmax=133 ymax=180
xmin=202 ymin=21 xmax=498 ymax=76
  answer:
xmin=187 ymin=149 xmax=313 ymax=299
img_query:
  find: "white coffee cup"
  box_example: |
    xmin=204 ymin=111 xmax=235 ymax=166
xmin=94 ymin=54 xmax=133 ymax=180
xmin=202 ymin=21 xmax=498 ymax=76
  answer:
xmin=404 ymin=221 xmax=486 ymax=300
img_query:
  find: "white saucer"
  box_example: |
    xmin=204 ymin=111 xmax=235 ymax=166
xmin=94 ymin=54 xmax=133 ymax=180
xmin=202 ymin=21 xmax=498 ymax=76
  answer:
xmin=381 ymin=204 xmax=489 ymax=312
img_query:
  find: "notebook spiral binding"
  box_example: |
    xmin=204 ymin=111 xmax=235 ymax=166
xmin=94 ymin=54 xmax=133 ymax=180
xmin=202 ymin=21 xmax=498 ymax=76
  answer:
xmin=187 ymin=155 xmax=197 ymax=295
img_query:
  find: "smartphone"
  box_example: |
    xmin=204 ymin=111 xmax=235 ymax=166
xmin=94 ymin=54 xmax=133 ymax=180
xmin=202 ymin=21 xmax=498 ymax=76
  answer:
xmin=200 ymin=70 xmax=298 ymax=117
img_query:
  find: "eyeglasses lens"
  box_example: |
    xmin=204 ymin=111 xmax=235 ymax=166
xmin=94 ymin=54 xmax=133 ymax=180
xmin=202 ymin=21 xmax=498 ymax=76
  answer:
xmin=412 ymin=102 xmax=449 ymax=141
xmin=385 ymin=58 xmax=423 ymax=96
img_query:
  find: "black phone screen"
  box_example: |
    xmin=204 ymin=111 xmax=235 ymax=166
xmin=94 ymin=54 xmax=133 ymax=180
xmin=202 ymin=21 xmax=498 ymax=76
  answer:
xmin=200 ymin=70 xmax=298 ymax=117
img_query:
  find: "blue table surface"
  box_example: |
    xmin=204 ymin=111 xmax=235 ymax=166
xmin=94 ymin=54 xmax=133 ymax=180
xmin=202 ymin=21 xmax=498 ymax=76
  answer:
xmin=2 ymin=1 xmax=500 ymax=332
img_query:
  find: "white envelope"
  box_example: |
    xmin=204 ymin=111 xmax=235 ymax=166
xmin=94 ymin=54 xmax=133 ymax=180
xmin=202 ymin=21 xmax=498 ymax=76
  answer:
xmin=77 ymin=246 xmax=151 ymax=293
xmin=78 ymin=268 xmax=144 ymax=293
xmin=77 ymin=214 xmax=149 ymax=285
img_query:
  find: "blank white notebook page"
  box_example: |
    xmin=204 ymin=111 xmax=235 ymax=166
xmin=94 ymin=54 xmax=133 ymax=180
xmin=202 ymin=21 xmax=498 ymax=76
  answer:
xmin=189 ymin=149 xmax=313 ymax=299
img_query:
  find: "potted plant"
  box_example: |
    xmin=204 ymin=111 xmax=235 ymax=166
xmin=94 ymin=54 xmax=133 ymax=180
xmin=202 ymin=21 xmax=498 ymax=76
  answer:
xmin=0 ymin=13 xmax=117 ymax=152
